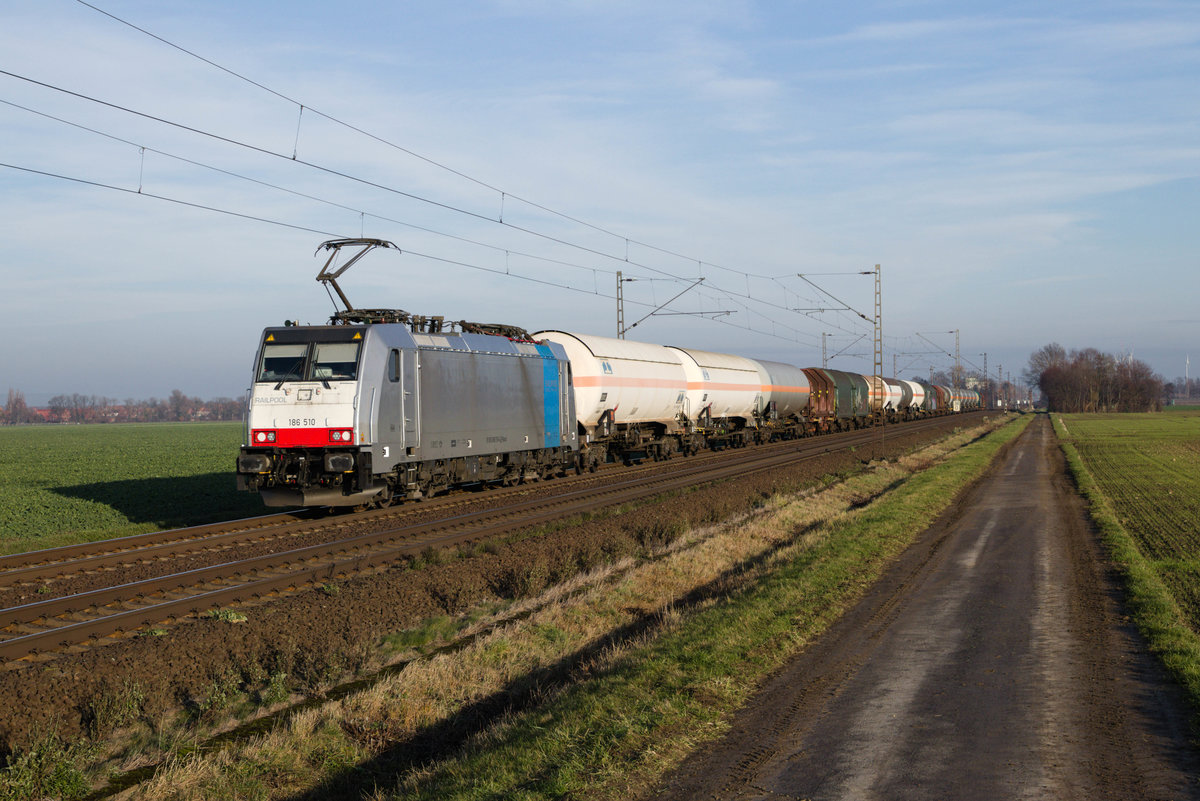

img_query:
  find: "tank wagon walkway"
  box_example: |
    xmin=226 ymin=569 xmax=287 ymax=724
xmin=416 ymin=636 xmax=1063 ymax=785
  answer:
xmin=655 ymin=414 xmax=1200 ymax=801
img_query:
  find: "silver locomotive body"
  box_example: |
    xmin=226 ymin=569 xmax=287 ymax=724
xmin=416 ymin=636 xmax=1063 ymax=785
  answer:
xmin=237 ymin=323 xmax=577 ymax=507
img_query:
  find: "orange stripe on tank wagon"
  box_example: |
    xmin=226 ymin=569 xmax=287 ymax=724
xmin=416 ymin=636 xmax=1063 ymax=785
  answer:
xmin=573 ymin=376 xmax=684 ymax=389
xmin=573 ymin=376 xmax=809 ymax=394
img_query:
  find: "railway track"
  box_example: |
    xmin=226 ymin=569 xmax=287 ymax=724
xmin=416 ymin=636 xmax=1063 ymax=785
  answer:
xmin=0 ymin=458 xmax=687 ymax=605
xmin=0 ymin=414 xmax=983 ymax=665
xmin=0 ymin=444 xmax=748 ymax=604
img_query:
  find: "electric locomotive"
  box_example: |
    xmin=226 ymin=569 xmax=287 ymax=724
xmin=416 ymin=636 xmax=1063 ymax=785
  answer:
xmin=237 ymin=239 xmax=983 ymax=508
xmin=236 ymin=240 xmax=578 ymax=507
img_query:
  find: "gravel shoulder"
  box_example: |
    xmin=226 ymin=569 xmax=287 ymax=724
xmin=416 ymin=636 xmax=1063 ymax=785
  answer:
xmin=654 ymin=413 xmax=1200 ymax=801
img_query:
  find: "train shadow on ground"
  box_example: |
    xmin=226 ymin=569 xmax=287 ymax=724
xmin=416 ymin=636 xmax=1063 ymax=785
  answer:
xmin=50 ymin=473 xmax=267 ymax=527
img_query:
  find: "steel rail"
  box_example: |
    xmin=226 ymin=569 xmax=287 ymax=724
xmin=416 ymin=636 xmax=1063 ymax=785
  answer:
xmin=0 ymin=413 xmax=984 ymax=662
xmin=0 ymin=511 xmax=312 ymax=574
xmin=0 ymin=423 xmax=804 ymax=587
xmin=0 ymin=411 xmax=966 ymax=583
xmin=0 ymin=444 xmax=670 ymax=586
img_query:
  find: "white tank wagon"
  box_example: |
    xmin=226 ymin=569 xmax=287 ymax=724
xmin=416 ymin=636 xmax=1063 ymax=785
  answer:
xmin=866 ymin=376 xmax=905 ymax=420
xmin=896 ymin=379 xmax=926 ymax=418
xmin=531 ymin=330 xmax=689 ymax=465
xmin=666 ymin=346 xmax=766 ymax=437
xmin=749 ymin=359 xmax=814 ymax=438
xmin=754 ymin=360 xmax=811 ymax=420
xmin=535 ymin=332 xmax=830 ymax=459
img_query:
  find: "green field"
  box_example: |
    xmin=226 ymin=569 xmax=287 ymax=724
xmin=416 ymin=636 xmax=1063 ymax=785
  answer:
xmin=1055 ymin=410 xmax=1200 ymax=710
xmin=0 ymin=423 xmax=268 ymax=554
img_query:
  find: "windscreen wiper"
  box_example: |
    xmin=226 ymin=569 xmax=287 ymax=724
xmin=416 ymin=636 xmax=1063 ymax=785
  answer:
xmin=274 ymin=358 xmax=307 ymax=390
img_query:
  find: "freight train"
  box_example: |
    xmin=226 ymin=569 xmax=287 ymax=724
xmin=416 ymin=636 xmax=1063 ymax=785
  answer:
xmin=235 ymin=239 xmax=980 ymax=508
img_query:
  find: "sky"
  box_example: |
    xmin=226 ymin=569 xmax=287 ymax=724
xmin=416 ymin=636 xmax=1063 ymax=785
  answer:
xmin=2 ymin=0 xmax=1198 ymax=405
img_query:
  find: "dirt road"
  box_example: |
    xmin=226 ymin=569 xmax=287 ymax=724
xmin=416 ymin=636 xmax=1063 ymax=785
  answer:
xmin=656 ymin=414 xmax=1200 ymax=800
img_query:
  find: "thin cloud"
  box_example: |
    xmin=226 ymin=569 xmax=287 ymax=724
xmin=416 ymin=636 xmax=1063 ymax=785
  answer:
xmin=1011 ymin=274 xmax=1086 ymax=288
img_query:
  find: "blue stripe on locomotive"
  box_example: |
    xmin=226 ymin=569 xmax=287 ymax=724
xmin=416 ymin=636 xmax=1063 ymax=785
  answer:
xmin=536 ymin=345 xmax=561 ymax=448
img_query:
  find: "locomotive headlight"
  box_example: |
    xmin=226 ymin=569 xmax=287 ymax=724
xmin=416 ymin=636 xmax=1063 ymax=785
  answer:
xmin=329 ymin=429 xmax=354 ymax=443
xmin=252 ymin=430 xmax=277 ymax=444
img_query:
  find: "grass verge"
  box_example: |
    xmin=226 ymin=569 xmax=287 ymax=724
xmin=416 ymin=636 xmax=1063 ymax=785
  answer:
xmin=106 ymin=414 xmax=1024 ymax=800
xmin=386 ymin=415 xmax=1030 ymax=801
xmin=0 ymin=423 xmax=270 ymax=553
xmin=1052 ymin=415 xmax=1200 ymax=717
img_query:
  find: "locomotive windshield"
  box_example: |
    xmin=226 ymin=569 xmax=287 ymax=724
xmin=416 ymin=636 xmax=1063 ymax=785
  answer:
xmin=259 ymin=344 xmax=308 ymax=382
xmin=257 ymin=341 xmax=361 ymax=383
xmin=312 ymin=343 xmax=359 ymax=380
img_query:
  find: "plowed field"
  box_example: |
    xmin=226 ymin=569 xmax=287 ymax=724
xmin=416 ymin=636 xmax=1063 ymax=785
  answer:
xmin=1059 ymin=410 xmax=1200 ymax=630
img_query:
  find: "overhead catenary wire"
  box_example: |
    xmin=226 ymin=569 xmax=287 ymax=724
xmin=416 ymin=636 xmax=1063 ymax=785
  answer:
xmin=0 ymin=66 xmax=848 ymax=344
xmin=0 ymin=162 xmax=339 ymax=239
xmin=2 ymin=79 xmax=864 ymax=353
xmin=5 ymin=1 xmax=894 ymax=355
xmin=0 ymin=159 xmax=822 ymax=346
xmin=0 ymin=97 xmax=659 ymax=286
xmin=65 ymin=0 xmax=886 ymax=324
xmin=72 ymin=0 xmax=799 ymax=285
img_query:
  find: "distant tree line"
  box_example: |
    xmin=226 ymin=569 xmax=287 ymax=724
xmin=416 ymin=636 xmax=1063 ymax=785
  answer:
xmin=1 ymin=388 xmax=244 ymax=425
xmin=1024 ymin=343 xmax=1163 ymax=413
xmin=1164 ymin=377 xmax=1200 ymax=400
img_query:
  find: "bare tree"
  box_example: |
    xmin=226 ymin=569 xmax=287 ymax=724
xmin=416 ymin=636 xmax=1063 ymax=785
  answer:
xmin=1023 ymin=343 xmax=1067 ymax=389
xmin=3 ymin=389 xmax=36 ymax=425
xmin=1029 ymin=345 xmax=1162 ymax=412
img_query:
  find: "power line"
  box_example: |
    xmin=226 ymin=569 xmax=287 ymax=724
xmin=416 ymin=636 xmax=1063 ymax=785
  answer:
xmin=2 ymin=77 xmax=861 ymax=348
xmin=0 ymin=159 xmax=635 ymax=310
xmin=10 ymin=0 xmax=889 ymax=347
xmin=73 ymin=0 xmax=799 ymax=285
xmin=0 ymin=97 xmax=652 ymax=285
xmin=0 ymin=161 xmax=338 ymax=238
xmin=72 ymin=0 xmax=508 ymax=196
xmin=2 ymin=66 xmax=838 ymax=341
xmin=1 ymin=159 xmax=819 ymax=345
